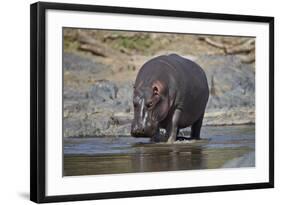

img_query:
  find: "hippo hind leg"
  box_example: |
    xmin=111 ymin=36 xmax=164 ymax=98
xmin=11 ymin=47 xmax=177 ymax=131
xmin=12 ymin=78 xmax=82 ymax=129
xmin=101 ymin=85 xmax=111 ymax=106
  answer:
xmin=190 ymin=114 xmax=204 ymax=140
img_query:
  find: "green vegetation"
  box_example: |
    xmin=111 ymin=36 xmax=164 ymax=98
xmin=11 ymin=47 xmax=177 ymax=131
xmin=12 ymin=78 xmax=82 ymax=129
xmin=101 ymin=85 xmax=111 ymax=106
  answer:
xmin=64 ymin=36 xmax=80 ymax=52
xmin=112 ymin=35 xmax=154 ymax=53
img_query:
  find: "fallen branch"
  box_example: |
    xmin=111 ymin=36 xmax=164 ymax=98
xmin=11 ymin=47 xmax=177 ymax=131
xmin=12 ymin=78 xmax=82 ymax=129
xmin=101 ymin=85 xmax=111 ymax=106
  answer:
xmin=103 ymin=33 xmax=143 ymax=41
xmin=200 ymin=37 xmax=226 ymax=50
xmin=79 ymin=44 xmax=108 ymax=57
xmin=225 ymin=39 xmax=255 ymax=54
xmin=240 ymin=52 xmax=255 ymax=64
xmin=199 ymin=37 xmax=255 ymax=54
xmin=77 ymin=31 xmax=110 ymax=57
xmin=198 ymin=36 xmax=255 ymax=63
xmin=77 ymin=31 xmax=97 ymax=45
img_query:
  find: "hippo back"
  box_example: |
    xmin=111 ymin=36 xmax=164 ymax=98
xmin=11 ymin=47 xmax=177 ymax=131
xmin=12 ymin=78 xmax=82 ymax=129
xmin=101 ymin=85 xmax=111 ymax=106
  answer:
xmin=153 ymin=54 xmax=209 ymax=127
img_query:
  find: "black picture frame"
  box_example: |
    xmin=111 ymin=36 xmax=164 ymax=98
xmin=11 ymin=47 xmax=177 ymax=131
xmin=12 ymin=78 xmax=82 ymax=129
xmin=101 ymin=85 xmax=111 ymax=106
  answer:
xmin=30 ymin=1 xmax=274 ymax=203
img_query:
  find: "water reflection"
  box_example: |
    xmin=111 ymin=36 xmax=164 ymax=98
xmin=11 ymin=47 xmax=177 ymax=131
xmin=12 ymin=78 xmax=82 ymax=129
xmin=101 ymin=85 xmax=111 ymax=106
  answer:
xmin=132 ymin=144 xmax=205 ymax=172
xmin=64 ymin=125 xmax=255 ymax=176
xmin=64 ymin=144 xmax=206 ymax=176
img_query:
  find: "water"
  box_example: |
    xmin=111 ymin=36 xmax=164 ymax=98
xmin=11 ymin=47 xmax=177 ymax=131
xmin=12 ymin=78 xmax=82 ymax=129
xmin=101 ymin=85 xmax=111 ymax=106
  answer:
xmin=64 ymin=125 xmax=255 ymax=176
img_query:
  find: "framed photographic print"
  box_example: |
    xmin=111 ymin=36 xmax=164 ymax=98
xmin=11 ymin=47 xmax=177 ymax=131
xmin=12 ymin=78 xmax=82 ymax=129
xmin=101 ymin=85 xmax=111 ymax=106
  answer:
xmin=30 ymin=1 xmax=274 ymax=203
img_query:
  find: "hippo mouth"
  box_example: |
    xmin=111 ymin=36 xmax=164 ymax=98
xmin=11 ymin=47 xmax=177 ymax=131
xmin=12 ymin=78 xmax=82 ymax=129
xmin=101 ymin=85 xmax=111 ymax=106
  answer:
xmin=131 ymin=130 xmax=158 ymax=138
xmin=130 ymin=124 xmax=159 ymax=138
xmin=131 ymin=132 xmax=151 ymax=138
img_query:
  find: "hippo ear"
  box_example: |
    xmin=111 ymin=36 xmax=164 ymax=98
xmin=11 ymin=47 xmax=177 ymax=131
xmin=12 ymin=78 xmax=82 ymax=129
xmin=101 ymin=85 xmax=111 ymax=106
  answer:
xmin=152 ymin=80 xmax=166 ymax=95
xmin=152 ymin=86 xmax=159 ymax=95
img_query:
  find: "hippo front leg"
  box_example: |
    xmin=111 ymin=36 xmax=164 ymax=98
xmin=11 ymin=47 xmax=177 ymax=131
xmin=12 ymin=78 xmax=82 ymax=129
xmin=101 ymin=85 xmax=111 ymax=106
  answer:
xmin=167 ymin=109 xmax=182 ymax=143
xmin=150 ymin=129 xmax=161 ymax=143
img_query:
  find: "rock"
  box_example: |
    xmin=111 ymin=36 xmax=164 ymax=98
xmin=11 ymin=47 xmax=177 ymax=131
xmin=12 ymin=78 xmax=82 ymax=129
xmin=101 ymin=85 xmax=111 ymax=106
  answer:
xmin=117 ymin=83 xmax=133 ymax=100
xmin=105 ymin=123 xmax=132 ymax=136
xmin=64 ymin=52 xmax=103 ymax=73
xmin=203 ymin=107 xmax=255 ymax=126
xmin=88 ymin=80 xmax=118 ymax=103
xmin=115 ymin=100 xmax=131 ymax=113
xmin=64 ymin=87 xmax=87 ymax=99
xmin=198 ymin=55 xmax=255 ymax=110
xmin=111 ymin=112 xmax=133 ymax=125
xmin=64 ymin=112 xmax=113 ymax=137
xmin=64 ymin=117 xmax=83 ymax=137
xmin=117 ymin=83 xmax=134 ymax=111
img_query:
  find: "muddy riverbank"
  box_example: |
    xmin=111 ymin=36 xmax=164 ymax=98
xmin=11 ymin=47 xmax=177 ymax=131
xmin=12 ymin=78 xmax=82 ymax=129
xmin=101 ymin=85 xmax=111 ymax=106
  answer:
xmin=63 ymin=29 xmax=255 ymax=138
xmin=63 ymin=52 xmax=255 ymax=137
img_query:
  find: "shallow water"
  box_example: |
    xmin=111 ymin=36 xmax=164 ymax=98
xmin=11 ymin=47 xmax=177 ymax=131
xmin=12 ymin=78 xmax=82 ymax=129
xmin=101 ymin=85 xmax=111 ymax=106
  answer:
xmin=64 ymin=125 xmax=255 ymax=176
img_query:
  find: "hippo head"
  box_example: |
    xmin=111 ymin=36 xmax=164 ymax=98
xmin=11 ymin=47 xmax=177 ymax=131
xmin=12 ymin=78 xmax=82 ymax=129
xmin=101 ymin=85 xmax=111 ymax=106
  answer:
xmin=131 ymin=80 xmax=174 ymax=138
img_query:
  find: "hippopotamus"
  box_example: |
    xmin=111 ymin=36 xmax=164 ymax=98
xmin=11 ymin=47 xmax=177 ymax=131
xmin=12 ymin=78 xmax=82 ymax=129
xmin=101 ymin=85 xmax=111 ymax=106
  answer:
xmin=131 ymin=54 xmax=209 ymax=143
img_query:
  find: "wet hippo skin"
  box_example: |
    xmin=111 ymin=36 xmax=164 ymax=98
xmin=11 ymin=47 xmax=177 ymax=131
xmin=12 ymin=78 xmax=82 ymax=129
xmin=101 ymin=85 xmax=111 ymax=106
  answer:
xmin=131 ymin=54 xmax=209 ymax=143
